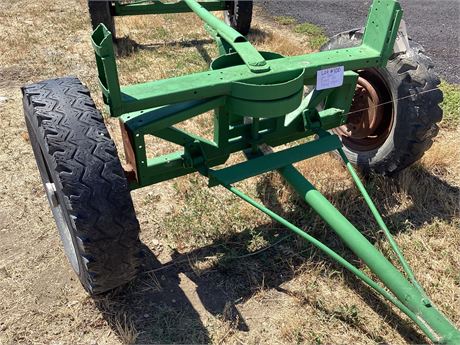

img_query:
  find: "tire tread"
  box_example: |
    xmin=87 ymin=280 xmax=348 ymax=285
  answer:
xmin=321 ymin=30 xmax=443 ymax=175
xmin=22 ymin=77 xmax=141 ymax=294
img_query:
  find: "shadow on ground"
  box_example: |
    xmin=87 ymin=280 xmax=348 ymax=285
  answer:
xmin=115 ymin=36 xmax=215 ymax=64
xmin=95 ymin=164 xmax=458 ymax=344
xmin=115 ymin=25 xmax=272 ymax=62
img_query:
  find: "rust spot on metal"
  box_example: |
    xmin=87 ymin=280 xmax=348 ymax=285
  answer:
xmin=338 ymin=77 xmax=383 ymax=139
xmin=119 ymin=120 xmax=139 ymax=184
xmin=334 ymin=73 xmax=394 ymax=152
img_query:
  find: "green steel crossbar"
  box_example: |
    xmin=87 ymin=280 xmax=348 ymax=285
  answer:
xmin=208 ymin=134 xmax=341 ymax=187
xmin=90 ymin=0 xmax=460 ymax=341
xmin=113 ymin=0 xmax=227 ymax=16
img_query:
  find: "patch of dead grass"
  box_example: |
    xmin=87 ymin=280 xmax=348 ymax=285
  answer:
xmin=0 ymin=1 xmax=459 ymax=345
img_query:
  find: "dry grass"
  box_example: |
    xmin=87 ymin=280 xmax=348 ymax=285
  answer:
xmin=0 ymin=1 xmax=459 ymax=344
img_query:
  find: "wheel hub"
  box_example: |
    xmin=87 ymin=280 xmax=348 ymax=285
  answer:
xmin=333 ymin=72 xmax=394 ymax=152
xmin=336 ymin=77 xmax=383 ymax=139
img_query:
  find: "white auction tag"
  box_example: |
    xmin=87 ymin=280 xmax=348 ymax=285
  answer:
xmin=316 ymin=66 xmax=344 ymax=90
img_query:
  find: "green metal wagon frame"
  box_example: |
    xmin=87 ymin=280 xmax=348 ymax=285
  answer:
xmin=22 ymin=0 xmax=459 ymax=343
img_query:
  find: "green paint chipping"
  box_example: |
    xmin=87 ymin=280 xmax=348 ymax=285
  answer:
xmin=294 ymin=22 xmax=328 ymax=50
xmin=440 ymin=81 xmax=460 ymax=128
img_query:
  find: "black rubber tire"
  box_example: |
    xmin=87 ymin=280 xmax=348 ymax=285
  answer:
xmin=22 ymin=77 xmax=142 ymax=294
xmin=88 ymin=0 xmax=116 ymax=41
xmin=224 ymin=1 xmax=253 ymax=36
xmin=320 ymin=29 xmax=443 ymax=175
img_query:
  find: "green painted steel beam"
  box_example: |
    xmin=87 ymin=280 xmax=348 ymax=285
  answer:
xmin=363 ymin=0 xmax=403 ymax=64
xmin=183 ymin=0 xmax=269 ymax=73
xmin=121 ymin=97 xmax=226 ymax=133
xmin=114 ymin=0 xmax=227 ymax=16
xmin=208 ymin=135 xmax=341 ymax=187
xmin=117 ymin=46 xmax=378 ymax=117
xmin=91 ymin=25 xmax=123 ymax=115
xmin=336 ymin=147 xmax=424 ymax=293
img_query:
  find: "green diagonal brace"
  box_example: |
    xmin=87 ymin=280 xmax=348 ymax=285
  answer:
xmin=277 ymin=165 xmax=460 ymax=344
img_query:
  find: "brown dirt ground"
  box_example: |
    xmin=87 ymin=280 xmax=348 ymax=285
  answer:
xmin=0 ymin=1 xmax=459 ymax=344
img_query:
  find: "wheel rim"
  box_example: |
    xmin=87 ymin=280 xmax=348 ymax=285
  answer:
xmin=334 ymin=70 xmax=394 ymax=151
xmin=44 ymin=177 xmax=80 ymax=275
xmin=224 ymin=1 xmax=236 ymax=25
xmin=29 ymin=124 xmax=80 ymax=275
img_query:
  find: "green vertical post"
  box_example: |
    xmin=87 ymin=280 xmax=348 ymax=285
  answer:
xmin=91 ymin=24 xmax=123 ymax=116
xmin=277 ymin=165 xmax=460 ymax=344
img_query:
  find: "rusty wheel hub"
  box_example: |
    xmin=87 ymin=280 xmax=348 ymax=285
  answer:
xmin=334 ymin=74 xmax=393 ymax=151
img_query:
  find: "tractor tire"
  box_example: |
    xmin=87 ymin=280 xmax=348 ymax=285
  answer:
xmin=320 ymin=29 xmax=443 ymax=175
xmin=224 ymin=0 xmax=253 ymax=36
xmin=22 ymin=77 xmax=142 ymax=294
xmin=88 ymin=0 xmax=116 ymax=41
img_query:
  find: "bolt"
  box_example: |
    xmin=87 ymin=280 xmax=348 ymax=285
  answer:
xmin=422 ymin=298 xmax=432 ymax=307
